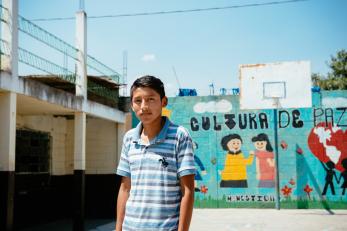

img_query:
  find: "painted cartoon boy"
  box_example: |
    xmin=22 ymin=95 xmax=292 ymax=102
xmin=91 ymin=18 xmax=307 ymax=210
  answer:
xmin=220 ymin=134 xmax=254 ymax=188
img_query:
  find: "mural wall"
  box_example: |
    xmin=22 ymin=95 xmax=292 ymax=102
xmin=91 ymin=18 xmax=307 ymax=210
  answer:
xmin=163 ymin=90 xmax=347 ymax=209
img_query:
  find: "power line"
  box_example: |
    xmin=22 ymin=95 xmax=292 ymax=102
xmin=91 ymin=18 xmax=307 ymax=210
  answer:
xmin=29 ymin=0 xmax=310 ymax=22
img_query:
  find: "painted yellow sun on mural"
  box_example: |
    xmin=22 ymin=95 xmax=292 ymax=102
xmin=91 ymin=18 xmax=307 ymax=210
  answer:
xmin=162 ymin=107 xmax=172 ymax=119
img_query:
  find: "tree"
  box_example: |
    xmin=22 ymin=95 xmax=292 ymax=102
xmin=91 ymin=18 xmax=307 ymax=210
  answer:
xmin=328 ymin=49 xmax=347 ymax=79
xmin=312 ymin=49 xmax=347 ymax=90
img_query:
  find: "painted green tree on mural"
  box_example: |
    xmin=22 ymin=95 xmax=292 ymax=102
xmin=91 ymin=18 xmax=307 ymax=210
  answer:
xmin=312 ymin=49 xmax=347 ymax=90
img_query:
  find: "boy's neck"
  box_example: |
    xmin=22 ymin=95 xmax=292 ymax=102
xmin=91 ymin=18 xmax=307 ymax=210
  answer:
xmin=141 ymin=116 xmax=165 ymax=143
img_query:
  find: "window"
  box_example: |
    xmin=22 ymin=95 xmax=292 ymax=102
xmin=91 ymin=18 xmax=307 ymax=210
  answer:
xmin=16 ymin=130 xmax=51 ymax=173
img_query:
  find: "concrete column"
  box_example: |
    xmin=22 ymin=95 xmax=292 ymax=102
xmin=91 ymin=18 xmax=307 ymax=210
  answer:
xmin=1 ymin=0 xmax=18 ymax=80
xmin=74 ymin=112 xmax=86 ymax=170
xmin=0 ymin=92 xmax=17 ymax=231
xmin=75 ymin=11 xmax=87 ymax=98
xmin=0 ymin=1 xmax=18 ymax=230
xmin=73 ymin=112 xmax=86 ymax=231
xmin=74 ymin=8 xmax=87 ymax=230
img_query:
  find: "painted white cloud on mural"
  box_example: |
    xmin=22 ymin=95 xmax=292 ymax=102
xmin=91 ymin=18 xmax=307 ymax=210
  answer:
xmin=193 ymin=99 xmax=232 ymax=113
xmin=322 ymin=97 xmax=347 ymax=107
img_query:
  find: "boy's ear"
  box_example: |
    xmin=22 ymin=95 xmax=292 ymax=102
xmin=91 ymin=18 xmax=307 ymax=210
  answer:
xmin=162 ymin=96 xmax=168 ymax=107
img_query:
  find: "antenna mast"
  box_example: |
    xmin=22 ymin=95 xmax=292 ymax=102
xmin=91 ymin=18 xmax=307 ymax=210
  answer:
xmin=122 ymin=50 xmax=128 ymax=96
xmin=172 ymin=66 xmax=181 ymax=89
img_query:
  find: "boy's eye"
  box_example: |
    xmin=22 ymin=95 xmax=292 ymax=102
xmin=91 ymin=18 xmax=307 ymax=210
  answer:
xmin=149 ymin=98 xmax=155 ymax=102
xmin=134 ymin=99 xmax=142 ymax=104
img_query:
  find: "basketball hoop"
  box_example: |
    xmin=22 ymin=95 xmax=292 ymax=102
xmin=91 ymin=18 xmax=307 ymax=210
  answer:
xmin=239 ymin=61 xmax=311 ymax=110
xmin=263 ymin=81 xmax=286 ymax=108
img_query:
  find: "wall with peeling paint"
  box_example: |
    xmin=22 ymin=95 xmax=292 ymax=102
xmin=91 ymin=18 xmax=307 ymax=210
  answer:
xmin=158 ymin=90 xmax=347 ymax=209
xmin=16 ymin=115 xmax=119 ymax=175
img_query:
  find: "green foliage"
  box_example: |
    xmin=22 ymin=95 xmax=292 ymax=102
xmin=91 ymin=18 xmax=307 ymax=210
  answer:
xmin=328 ymin=49 xmax=347 ymax=79
xmin=312 ymin=49 xmax=347 ymax=90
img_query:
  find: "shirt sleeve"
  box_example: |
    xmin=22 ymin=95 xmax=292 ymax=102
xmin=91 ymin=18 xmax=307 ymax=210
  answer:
xmin=116 ymin=134 xmax=131 ymax=178
xmin=176 ymin=128 xmax=196 ymax=178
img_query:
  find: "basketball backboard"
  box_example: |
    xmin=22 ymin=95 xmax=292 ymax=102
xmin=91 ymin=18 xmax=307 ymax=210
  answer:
xmin=239 ymin=61 xmax=312 ymax=110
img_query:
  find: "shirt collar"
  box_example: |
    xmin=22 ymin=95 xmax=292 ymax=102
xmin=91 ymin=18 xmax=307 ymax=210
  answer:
xmin=228 ymin=150 xmax=242 ymax=155
xmin=132 ymin=116 xmax=171 ymax=145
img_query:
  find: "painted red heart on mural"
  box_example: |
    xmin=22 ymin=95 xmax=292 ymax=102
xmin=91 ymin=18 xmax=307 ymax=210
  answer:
xmin=308 ymin=122 xmax=347 ymax=172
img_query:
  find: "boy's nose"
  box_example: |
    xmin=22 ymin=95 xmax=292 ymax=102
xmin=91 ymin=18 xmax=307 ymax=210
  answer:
xmin=142 ymin=105 xmax=149 ymax=111
xmin=141 ymin=101 xmax=149 ymax=111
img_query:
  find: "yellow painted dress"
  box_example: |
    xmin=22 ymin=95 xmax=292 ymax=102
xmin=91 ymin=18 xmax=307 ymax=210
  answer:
xmin=220 ymin=151 xmax=254 ymax=188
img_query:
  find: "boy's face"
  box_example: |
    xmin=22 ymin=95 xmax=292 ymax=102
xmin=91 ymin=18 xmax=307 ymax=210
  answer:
xmin=227 ymin=138 xmax=242 ymax=152
xmin=131 ymin=87 xmax=167 ymax=125
xmin=254 ymin=141 xmax=267 ymax=151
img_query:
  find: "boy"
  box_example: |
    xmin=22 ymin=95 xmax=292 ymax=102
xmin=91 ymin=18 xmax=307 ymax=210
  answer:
xmin=116 ymin=75 xmax=196 ymax=231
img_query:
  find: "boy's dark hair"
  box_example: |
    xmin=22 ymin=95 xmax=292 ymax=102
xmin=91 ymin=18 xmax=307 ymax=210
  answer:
xmin=221 ymin=134 xmax=242 ymax=151
xmin=251 ymin=133 xmax=273 ymax=152
xmin=130 ymin=75 xmax=166 ymax=100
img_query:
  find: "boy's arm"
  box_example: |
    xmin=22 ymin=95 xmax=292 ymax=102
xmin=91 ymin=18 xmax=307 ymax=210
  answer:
xmin=116 ymin=176 xmax=131 ymax=231
xmin=178 ymin=174 xmax=195 ymax=231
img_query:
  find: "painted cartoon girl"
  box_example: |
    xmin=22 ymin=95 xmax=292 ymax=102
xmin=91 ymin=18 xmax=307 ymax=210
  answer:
xmin=220 ymin=134 xmax=254 ymax=188
xmin=250 ymin=133 xmax=275 ymax=188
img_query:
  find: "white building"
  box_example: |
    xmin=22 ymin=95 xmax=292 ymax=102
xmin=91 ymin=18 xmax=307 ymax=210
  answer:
xmin=0 ymin=1 xmax=130 ymax=230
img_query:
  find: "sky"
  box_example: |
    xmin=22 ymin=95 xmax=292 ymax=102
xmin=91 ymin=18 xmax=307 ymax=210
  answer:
xmin=17 ymin=0 xmax=347 ymax=96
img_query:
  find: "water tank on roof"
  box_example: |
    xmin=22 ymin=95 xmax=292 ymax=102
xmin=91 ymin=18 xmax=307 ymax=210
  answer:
xmin=178 ymin=89 xmax=197 ymax=96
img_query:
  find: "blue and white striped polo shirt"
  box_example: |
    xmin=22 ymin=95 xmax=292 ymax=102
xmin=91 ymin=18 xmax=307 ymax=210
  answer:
xmin=116 ymin=117 xmax=196 ymax=231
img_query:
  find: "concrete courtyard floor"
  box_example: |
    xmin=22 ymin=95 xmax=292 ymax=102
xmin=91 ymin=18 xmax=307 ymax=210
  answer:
xmin=190 ymin=208 xmax=347 ymax=231
xmin=21 ymin=208 xmax=347 ymax=231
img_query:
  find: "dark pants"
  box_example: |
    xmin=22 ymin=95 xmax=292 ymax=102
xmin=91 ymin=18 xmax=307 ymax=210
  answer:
xmin=220 ymin=180 xmax=248 ymax=188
